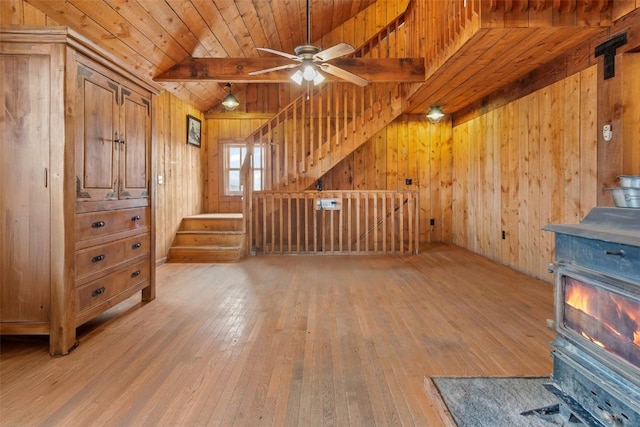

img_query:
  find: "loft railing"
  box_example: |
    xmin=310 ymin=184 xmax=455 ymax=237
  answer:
xmin=405 ymin=0 xmax=614 ymax=64
xmin=249 ymin=190 xmax=419 ymax=255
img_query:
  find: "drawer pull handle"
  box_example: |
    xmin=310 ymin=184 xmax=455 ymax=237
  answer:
xmin=91 ymin=287 xmax=106 ymax=297
xmin=131 ymin=270 xmax=141 ymax=278
xmin=92 ymin=221 xmax=106 ymax=228
xmin=131 ymin=215 xmax=141 ymax=221
xmin=131 ymin=242 xmax=142 ymax=250
xmin=91 ymin=254 xmax=105 ymax=263
xmin=605 ymin=249 xmax=626 ymax=257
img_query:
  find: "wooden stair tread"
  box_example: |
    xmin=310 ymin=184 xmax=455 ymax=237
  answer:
xmin=184 ymin=213 xmax=242 ymax=219
xmin=168 ymin=214 xmax=246 ymax=263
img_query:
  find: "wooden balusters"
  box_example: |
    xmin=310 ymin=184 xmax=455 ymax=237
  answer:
xmin=249 ymin=191 xmax=419 ymax=255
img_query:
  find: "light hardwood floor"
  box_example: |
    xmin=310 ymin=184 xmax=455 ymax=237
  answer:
xmin=0 ymin=244 xmax=554 ymax=426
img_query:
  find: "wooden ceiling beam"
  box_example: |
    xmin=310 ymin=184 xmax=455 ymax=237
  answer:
xmin=154 ymin=57 xmax=425 ymax=83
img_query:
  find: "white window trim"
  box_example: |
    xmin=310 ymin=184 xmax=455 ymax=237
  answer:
xmin=223 ymin=142 xmax=264 ymax=196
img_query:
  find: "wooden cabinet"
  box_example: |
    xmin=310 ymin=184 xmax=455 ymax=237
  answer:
xmin=75 ymin=58 xmax=151 ymax=201
xmin=0 ymin=27 xmax=158 ymax=355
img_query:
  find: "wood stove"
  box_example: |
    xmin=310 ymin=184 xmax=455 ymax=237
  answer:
xmin=543 ymin=207 xmax=640 ymax=426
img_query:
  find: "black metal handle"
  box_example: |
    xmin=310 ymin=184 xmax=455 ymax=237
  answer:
xmin=92 ymin=221 xmax=106 ymax=228
xmin=91 ymin=287 xmax=105 ymax=297
xmin=131 ymin=215 xmax=141 ymax=221
xmin=605 ymin=249 xmax=626 ymax=257
xmin=91 ymin=254 xmax=105 ymax=263
xmin=131 ymin=270 xmax=141 ymax=278
xmin=131 ymin=242 xmax=142 ymax=250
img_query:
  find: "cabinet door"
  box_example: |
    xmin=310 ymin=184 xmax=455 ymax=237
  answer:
xmin=1 ymin=54 xmax=51 ymax=322
xmin=75 ymin=64 xmax=119 ymax=201
xmin=119 ymin=88 xmax=151 ymax=199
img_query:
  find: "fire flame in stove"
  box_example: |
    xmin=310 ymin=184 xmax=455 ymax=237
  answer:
xmin=564 ymin=278 xmax=640 ymax=367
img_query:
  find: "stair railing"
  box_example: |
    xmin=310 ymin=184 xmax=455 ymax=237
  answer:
xmin=250 ymin=190 xmax=419 ymax=255
xmin=245 ymin=12 xmax=410 ymax=192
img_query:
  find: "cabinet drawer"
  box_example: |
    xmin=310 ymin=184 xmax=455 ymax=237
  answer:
xmin=555 ymin=234 xmax=640 ymax=282
xmin=76 ymin=233 xmax=150 ymax=280
xmin=76 ymin=207 xmax=149 ymax=242
xmin=76 ymin=260 xmax=150 ymax=314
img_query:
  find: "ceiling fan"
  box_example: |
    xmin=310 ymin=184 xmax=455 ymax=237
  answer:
xmin=248 ymin=0 xmax=368 ymax=87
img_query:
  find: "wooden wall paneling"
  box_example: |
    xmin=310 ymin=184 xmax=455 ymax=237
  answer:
xmin=429 ymin=120 xmax=442 ymax=243
xmin=373 ymin=130 xmax=388 ymax=190
xmin=562 ymin=74 xmax=582 ymax=225
xmin=597 ymin=51 xmax=624 ymax=205
xmin=451 ymin=125 xmax=461 ymax=248
xmin=440 ymin=119 xmax=453 ymax=243
xmin=397 ymin=117 xmax=410 ymax=191
xmin=537 ymin=82 xmax=560 ymax=276
xmin=173 ymin=98 xmax=185 ymax=246
xmin=480 ymin=111 xmax=493 ymax=260
xmin=386 ymin=122 xmax=398 ymax=190
xmin=207 ymin=119 xmax=220 ymax=212
xmin=481 ymin=112 xmax=493 ymax=259
xmin=490 ymin=108 xmax=502 ymax=262
xmin=447 ymin=41 xmax=620 ymax=280
xmin=352 ymin=146 xmax=366 ymax=190
xmin=152 ymin=92 xmax=204 ymax=261
xmin=506 ymin=101 xmax=521 ymax=269
xmin=469 ymin=117 xmax=481 ymax=255
xmin=517 ymin=93 xmax=531 ymax=276
xmin=1 ymin=0 xmax=57 ymax=25
xmin=579 ymin=66 xmax=598 ymax=217
xmin=23 ymin=1 xmax=49 ymax=24
xmin=622 ymin=53 xmax=640 ymax=175
xmin=456 ymin=118 xmax=475 ymax=248
xmin=1 ymin=0 xmax=23 ymax=24
xmin=418 ymin=119 xmax=431 ymax=243
xmin=499 ymin=103 xmax=512 ymax=266
xmin=154 ymin=92 xmax=169 ymax=259
xmin=173 ymin=99 xmax=186 ymax=232
xmin=526 ymin=92 xmax=541 ymax=277
xmin=374 ymin=0 xmax=388 ymax=37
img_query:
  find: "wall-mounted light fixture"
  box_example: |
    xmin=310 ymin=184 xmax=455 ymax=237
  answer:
xmin=221 ymin=83 xmax=240 ymax=110
xmin=291 ymin=62 xmax=325 ymax=86
xmin=426 ymin=105 xmax=445 ymax=123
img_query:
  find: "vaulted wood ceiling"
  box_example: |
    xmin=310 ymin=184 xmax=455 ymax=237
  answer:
xmin=26 ymin=0 xmax=378 ymax=111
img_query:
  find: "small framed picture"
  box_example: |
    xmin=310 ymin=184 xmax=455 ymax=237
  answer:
xmin=187 ymin=114 xmax=202 ymax=147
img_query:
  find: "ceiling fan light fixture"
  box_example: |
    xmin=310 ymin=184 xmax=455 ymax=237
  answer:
xmin=221 ymin=83 xmax=240 ymax=110
xmin=426 ymin=105 xmax=445 ymax=123
xmin=302 ymin=64 xmax=317 ymax=81
xmin=291 ymin=66 xmax=324 ymax=86
xmin=291 ymin=70 xmax=304 ymax=85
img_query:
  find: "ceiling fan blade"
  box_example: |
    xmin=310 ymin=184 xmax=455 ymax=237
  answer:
xmin=320 ymin=63 xmax=368 ymax=87
xmin=313 ymin=43 xmax=355 ymax=62
xmin=248 ymin=63 xmax=300 ymax=76
xmin=256 ymin=47 xmax=301 ymax=61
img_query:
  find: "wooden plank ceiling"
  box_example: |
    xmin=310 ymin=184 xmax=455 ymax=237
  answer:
xmin=26 ymin=0 xmax=376 ymax=110
xmin=24 ymin=0 xmax=616 ymax=116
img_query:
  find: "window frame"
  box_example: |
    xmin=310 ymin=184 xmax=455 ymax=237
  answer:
xmin=222 ymin=142 xmax=264 ymax=197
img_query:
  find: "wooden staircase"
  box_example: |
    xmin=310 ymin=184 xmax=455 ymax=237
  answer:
xmin=245 ymin=13 xmax=413 ymax=193
xmin=167 ymin=214 xmax=245 ymax=263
